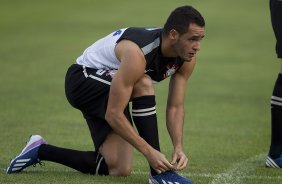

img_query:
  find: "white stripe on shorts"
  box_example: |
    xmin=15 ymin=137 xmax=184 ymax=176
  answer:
xmin=83 ymin=66 xmax=111 ymax=86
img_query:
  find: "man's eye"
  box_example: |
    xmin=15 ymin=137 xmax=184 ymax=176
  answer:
xmin=189 ymin=37 xmax=203 ymax=42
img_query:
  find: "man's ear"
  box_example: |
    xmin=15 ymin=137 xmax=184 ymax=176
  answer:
xmin=169 ymin=29 xmax=179 ymax=40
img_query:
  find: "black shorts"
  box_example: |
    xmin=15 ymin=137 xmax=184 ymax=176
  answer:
xmin=65 ymin=64 xmax=132 ymax=150
xmin=270 ymin=0 xmax=282 ymax=58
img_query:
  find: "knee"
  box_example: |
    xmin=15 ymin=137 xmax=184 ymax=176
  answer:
xmin=132 ymin=75 xmax=154 ymax=98
xmin=109 ymin=165 xmax=132 ymax=177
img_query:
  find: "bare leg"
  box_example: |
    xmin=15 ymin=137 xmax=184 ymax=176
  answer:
xmin=99 ymin=132 xmax=133 ymax=176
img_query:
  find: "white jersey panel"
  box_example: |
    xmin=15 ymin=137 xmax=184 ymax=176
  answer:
xmin=76 ymin=28 xmax=127 ymax=69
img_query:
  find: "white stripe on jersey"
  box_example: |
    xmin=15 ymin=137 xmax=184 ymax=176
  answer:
xmin=141 ymin=38 xmax=160 ymax=55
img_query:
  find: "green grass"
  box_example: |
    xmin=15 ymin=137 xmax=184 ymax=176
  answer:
xmin=0 ymin=0 xmax=281 ymax=183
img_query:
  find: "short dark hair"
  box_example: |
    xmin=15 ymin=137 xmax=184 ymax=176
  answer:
xmin=163 ymin=5 xmax=205 ymax=36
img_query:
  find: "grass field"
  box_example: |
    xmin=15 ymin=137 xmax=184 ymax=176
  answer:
xmin=0 ymin=0 xmax=281 ymax=183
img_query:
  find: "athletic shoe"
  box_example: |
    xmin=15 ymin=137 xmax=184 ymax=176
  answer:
xmin=265 ymin=155 xmax=282 ymax=168
xmin=149 ymin=170 xmax=193 ymax=184
xmin=6 ymin=135 xmax=47 ymax=174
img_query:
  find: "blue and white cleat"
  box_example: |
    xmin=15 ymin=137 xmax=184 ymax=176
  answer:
xmin=149 ymin=170 xmax=193 ymax=184
xmin=6 ymin=135 xmax=47 ymax=174
xmin=265 ymin=155 xmax=282 ymax=168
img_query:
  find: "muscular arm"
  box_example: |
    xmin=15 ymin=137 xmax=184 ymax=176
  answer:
xmin=166 ymin=58 xmax=196 ymax=170
xmin=105 ymin=40 xmax=147 ymax=151
xmin=105 ymin=40 xmax=173 ymax=173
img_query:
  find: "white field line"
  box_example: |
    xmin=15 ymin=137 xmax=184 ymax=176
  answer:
xmin=4 ymin=167 xmax=280 ymax=180
xmin=131 ymin=170 xmax=282 ymax=181
xmin=209 ymin=153 xmax=272 ymax=184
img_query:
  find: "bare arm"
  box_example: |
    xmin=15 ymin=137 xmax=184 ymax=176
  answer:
xmin=166 ymin=58 xmax=196 ymax=170
xmin=105 ymin=40 xmax=173 ymax=173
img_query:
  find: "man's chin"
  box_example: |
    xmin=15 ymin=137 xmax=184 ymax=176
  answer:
xmin=181 ymin=56 xmax=193 ymax=62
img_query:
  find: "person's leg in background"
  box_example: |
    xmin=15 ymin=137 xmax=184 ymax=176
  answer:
xmin=266 ymin=0 xmax=282 ymax=168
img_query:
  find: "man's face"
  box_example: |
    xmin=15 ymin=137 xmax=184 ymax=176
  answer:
xmin=172 ymin=23 xmax=205 ymax=61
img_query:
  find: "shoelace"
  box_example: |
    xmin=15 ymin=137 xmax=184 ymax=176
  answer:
xmin=33 ymin=160 xmax=45 ymax=168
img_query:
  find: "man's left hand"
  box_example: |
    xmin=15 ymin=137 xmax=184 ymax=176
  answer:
xmin=171 ymin=148 xmax=188 ymax=171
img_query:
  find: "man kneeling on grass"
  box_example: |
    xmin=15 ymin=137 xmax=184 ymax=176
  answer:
xmin=7 ymin=5 xmax=205 ymax=184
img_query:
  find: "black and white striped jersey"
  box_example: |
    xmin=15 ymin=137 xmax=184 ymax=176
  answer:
xmin=76 ymin=27 xmax=185 ymax=82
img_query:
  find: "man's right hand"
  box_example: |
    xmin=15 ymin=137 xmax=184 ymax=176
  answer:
xmin=146 ymin=147 xmax=174 ymax=174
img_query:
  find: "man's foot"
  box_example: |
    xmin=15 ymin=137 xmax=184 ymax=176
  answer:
xmin=266 ymin=155 xmax=282 ymax=168
xmin=149 ymin=170 xmax=193 ymax=184
xmin=6 ymin=135 xmax=47 ymax=174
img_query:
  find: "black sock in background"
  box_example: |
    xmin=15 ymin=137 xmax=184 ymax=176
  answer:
xmin=269 ymin=74 xmax=282 ymax=158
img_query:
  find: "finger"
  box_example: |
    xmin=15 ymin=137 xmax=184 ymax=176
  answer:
xmin=171 ymin=154 xmax=177 ymax=165
xmin=177 ymin=162 xmax=186 ymax=170
xmin=157 ymin=164 xmax=168 ymax=173
xmin=154 ymin=168 xmax=162 ymax=174
xmin=176 ymin=157 xmax=182 ymax=168
xmin=158 ymin=165 xmax=170 ymax=174
xmin=154 ymin=161 xmax=169 ymax=174
xmin=182 ymin=160 xmax=188 ymax=169
xmin=177 ymin=156 xmax=185 ymax=167
xmin=163 ymin=159 xmax=174 ymax=170
xmin=177 ymin=157 xmax=188 ymax=170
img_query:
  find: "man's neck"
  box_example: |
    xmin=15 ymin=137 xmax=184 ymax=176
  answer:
xmin=161 ymin=34 xmax=177 ymax=58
